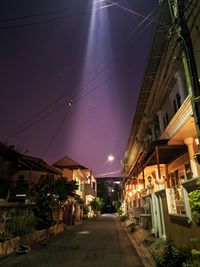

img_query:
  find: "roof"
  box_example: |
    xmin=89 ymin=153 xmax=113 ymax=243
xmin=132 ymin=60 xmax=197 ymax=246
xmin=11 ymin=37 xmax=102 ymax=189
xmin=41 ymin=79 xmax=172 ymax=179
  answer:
xmin=0 ymin=141 xmax=61 ymax=174
xmin=20 ymin=155 xmax=61 ymax=174
xmin=53 ymin=156 xmax=88 ymax=170
xmin=0 ymin=141 xmax=20 ymax=166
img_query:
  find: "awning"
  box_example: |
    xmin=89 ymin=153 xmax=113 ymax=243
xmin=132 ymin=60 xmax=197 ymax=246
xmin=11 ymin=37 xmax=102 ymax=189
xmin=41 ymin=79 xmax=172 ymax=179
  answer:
xmin=130 ymin=140 xmax=188 ymax=177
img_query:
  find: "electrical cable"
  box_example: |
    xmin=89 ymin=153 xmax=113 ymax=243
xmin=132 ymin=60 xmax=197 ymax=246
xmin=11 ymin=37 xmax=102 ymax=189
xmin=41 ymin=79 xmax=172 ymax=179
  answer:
xmin=0 ymin=58 xmax=113 ymax=139
xmin=0 ymin=1 xmax=165 ymax=174
xmin=0 ymin=7 xmax=71 ymax=23
xmin=0 ymin=3 xmax=162 ymax=142
xmin=0 ymin=95 xmax=69 ymax=139
xmin=0 ymin=9 xmax=159 ymax=139
xmin=2 ymin=57 xmax=132 ymax=140
xmin=96 ymin=0 xmax=126 ymax=10
xmin=0 ymin=1 xmax=103 ymax=31
xmin=0 ymin=8 xmax=86 ymax=31
xmin=99 ymin=0 xmax=163 ymax=25
xmin=130 ymin=14 xmax=158 ymax=41
xmin=41 ymin=109 xmax=70 ymax=157
xmin=129 ymin=10 xmax=155 ymax=36
xmin=0 ymin=46 xmax=150 ymax=141
xmin=1 ymin=103 xmax=66 ymax=139
xmin=40 ymin=51 xmax=146 ymax=159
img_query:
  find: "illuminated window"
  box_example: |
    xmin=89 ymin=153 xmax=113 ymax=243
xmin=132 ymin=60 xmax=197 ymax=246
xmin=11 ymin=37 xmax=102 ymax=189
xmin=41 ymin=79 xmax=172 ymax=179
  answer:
xmin=166 ymin=170 xmax=187 ymax=215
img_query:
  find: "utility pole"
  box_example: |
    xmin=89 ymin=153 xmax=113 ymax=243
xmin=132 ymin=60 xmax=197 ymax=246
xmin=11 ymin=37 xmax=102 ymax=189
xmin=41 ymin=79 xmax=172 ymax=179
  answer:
xmin=173 ymin=0 xmax=200 ymax=148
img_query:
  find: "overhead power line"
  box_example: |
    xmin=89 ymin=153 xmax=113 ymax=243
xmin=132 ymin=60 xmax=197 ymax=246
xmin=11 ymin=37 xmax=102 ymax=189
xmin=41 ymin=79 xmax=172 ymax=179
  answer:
xmin=97 ymin=0 xmax=162 ymax=25
xmin=1 ymin=58 xmax=131 ymax=141
xmin=0 ymin=8 xmax=86 ymax=31
xmin=0 ymin=6 xmax=71 ymax=23
xmin=0 ymin=3 xmax=161 ymax=142
xmin=41 ymin=109 xmax=70 ymax=157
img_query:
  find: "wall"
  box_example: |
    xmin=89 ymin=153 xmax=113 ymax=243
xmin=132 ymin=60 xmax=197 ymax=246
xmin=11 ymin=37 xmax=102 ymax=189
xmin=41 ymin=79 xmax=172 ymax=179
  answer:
xmin=61 ymin=169 xmax=73 ymax=180
xmin=161 ymin=194 xmax=199 ymax=247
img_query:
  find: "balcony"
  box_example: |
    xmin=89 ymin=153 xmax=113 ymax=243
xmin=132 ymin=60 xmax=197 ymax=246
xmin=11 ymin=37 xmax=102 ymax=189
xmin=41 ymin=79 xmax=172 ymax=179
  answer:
xmin=160 ymin=96 xmax=194 ymax=141
xmin=85 ymin=184 xmax=96 ymax=197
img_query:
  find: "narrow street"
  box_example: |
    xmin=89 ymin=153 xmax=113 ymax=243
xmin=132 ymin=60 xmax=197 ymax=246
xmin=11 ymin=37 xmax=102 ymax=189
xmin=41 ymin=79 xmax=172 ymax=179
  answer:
xmin=0 ymin=214 xmax=144 ymax=267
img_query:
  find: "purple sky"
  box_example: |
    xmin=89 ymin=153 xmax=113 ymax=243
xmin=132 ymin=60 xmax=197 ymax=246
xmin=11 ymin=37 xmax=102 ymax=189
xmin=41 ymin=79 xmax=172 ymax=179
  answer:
xmin=0 ymin=0 xmax=160 ymax=177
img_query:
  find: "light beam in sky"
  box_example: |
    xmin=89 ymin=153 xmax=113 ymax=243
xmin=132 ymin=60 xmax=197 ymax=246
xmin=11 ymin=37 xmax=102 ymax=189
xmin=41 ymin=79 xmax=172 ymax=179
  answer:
xmin=64 ymin=0 xmax=120 ymax=177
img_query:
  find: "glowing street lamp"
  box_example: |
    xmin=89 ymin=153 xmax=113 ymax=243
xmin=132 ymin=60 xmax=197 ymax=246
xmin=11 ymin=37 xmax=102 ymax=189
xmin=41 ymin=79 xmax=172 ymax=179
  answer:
xmin=107 ymin=154 xmax=115 ymax=162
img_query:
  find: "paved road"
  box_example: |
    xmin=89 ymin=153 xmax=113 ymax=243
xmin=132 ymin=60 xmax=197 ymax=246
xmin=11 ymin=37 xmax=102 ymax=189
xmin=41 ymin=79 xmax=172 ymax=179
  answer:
xmin=0 ymin=214 xmax=144 ymax=267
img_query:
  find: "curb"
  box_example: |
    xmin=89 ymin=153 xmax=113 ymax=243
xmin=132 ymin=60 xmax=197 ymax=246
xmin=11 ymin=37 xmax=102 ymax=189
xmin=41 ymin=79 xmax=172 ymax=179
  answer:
xmin=122 ymin=224 xmax=156 ymax=267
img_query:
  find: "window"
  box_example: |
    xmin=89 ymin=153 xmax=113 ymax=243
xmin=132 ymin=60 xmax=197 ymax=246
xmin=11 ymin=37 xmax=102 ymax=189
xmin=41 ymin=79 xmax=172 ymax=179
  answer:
xmin=80 ymin=183 xmax=84 ymax=191
xmin=171 ymin=170 xmax=179 ymax=187
xmin=92 ymin=182 xmax=95 ymax=190
xmin=173 ymin=93 xmax=181 ymax=114
xmin=166 ymin=187 xmax=186 ymax=215
xmin=185 ymin=163 xmax=193 ymax=180
xmin=163 ymin=113 xmax=169 ymax=128
xmin=176 ymin=93 xmax=181 ymax=109
xmin=165 ymin=113 xmax=169 ymax=125
xmin=166 ymin=170 xmax=186 ymax=215
xmin=174 ymin=187 xmax=186 ymax=214
xmin=173 ymin=99 xmax=177 ymax=114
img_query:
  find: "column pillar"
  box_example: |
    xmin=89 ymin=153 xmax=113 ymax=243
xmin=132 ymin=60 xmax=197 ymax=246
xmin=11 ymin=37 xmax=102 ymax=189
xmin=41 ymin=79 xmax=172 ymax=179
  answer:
xmin=150 ymin=198 xmax=155 ymax=234
xmin=184 ymin=137 xmax=198 ymax=178
xmin=151 ymin=193 xmax=158 ymax=236
xmin=155 ymin=194 xmax=162 ymax=238
xmin=159 ymin=196 xmax=166 ymax=240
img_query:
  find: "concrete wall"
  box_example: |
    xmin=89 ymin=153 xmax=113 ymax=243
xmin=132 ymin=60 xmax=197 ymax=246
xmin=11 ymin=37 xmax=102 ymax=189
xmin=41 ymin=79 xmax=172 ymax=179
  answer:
xmin=161 ymin=194 xmax=199 ymax=247
xmin=61 ymin=169 xmax=73 ymax=180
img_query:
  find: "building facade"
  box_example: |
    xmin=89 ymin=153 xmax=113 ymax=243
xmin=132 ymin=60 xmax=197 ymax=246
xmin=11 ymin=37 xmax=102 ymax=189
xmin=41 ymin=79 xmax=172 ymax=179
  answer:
xmin=0 ymin=142 xmax=61 ymax=202
xmin=54 ymin=156 xmax=97 ymax=215
xmin=123 ymin=0 xmax=200 ymax=247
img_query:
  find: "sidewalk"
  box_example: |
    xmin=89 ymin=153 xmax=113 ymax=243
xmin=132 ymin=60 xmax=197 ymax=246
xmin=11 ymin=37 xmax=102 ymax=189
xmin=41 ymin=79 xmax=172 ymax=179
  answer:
xmin=122 ymin=223 xmax=156 ymax=267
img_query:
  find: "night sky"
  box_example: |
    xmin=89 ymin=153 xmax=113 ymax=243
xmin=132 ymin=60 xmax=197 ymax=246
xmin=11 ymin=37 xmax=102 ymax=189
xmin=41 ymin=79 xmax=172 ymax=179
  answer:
xmin=0 ymin=0 xmax=160 ymax=177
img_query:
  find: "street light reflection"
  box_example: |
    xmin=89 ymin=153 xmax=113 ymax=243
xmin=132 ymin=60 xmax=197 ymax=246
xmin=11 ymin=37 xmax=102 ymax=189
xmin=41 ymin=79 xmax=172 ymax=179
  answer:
xmin=77 ymin=231 xmax=90 ymax=235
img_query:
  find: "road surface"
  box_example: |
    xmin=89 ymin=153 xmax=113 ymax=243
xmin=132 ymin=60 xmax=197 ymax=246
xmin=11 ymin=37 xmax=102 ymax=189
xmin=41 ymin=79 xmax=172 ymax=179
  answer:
xmin=0 ymin=214 xmax=144 ymax=267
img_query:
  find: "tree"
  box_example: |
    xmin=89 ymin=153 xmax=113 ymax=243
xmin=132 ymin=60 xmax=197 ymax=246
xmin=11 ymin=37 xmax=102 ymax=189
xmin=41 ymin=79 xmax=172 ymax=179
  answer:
xmin=31 ymin=176 xmax=55 ymax=229
xmin=188 ymin=179 xmax=200 ymax=265
xmin=114 ymin=200 xmax=123 ymax=215
xmin=90 ymin=197 xmax=103 ymax=213
xmin=189 ymin=178 xmax=200 ymax=226
xmin=31 ymin=176 xmax=78 ymax=229
xmin=54 ymin=178 xmax=78 ymax=204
